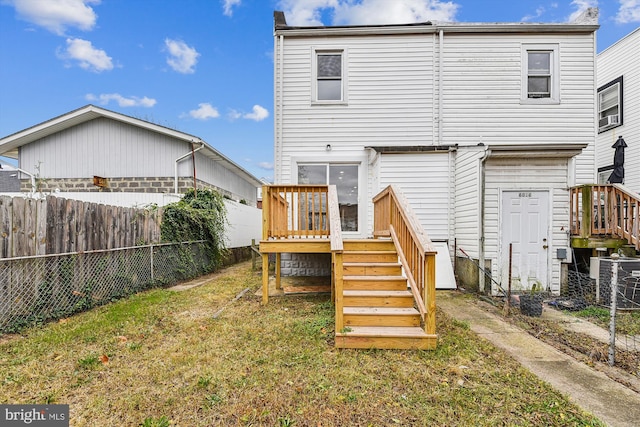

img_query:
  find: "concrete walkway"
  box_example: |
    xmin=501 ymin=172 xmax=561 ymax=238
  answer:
xmin=437 ymin=291 xmax=640 ymax=427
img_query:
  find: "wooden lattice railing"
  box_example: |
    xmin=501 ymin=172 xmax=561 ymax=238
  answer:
xmin=570 ymin=184 xmax=640 ymax=250
xmin=373 ymin=185 xmax=437 ymax=336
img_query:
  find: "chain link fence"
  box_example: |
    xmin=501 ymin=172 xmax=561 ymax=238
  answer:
xmin=0 ymin=241 xmax=213 ymax=333
xmin=547 ymin=258 xmax=640 ymax=375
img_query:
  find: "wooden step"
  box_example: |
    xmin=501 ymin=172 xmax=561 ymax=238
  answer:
xmin=343 ymin=262 xmax=402 ymax=276
xmin=343 ymin=290 xmax=414 ymax=307
xmin=343 ymin=239 xmax=395 ymax=251
xmin=342 ymin=275 xmax=408 ymax=291
xmin=335 ymin=326 xmax=437 ymax=350
xmin=342 ymin=250 xmax=398 ymax=263
xmin=343 ymin=307 xmax=420 ymax=327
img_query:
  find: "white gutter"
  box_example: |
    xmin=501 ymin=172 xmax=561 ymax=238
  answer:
xmin=174 ymin=141 xmax=204 ymax=194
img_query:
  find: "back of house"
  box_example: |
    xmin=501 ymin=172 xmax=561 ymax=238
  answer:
xmin=273 ymin=9 xmax=599 ymax=294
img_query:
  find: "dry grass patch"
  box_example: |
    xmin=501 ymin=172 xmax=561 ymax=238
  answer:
xmin=1 ymin=261 xmax=604 ymax=426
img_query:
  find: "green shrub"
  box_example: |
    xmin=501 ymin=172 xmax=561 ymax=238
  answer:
xmin=161 ymin=189 xmax=227 ymax=270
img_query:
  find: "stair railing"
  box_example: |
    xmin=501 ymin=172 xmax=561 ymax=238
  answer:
xmin=327 ymin=186 xmax=345 ymax=332
xmin=373 ymin=185 xmax=437 ymax=336
xmin=570 ymin=184 xmax=639 ymax=250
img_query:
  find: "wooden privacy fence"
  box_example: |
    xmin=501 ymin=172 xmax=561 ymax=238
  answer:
xmin=0 ymin=195 xmax=162 ymax=258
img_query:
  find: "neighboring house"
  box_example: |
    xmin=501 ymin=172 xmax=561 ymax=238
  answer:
xmin=272 ymin=9 xmax=599 ymax=294
xmin=0 ymin=105 xmax=262 ymax=207
xmin=596 ymin=28 xmax=639 ymax=193
xmin=0 ymin=165 xmax=19 ymax=192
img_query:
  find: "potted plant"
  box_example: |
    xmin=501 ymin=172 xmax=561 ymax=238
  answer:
xmin=519 ymin=283 xmax=544 ymax=317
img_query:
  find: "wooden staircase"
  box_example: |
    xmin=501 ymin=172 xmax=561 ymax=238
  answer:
xmin=335 ymin=239 xmax=436 ymax=350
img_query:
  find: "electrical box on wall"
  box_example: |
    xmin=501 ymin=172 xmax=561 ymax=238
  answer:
xmin=556 ymin=247 xmax=571 ymax=263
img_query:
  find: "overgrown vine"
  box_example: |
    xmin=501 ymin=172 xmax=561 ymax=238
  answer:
xmin=160 ymin=188 xmax=227 ymax=271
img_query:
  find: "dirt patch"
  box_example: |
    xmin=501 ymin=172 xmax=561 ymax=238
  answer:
xmin=169 ymin=261 xmax=251 ymax=291
xmin=478 ymin=297 xmax=640 ymax=393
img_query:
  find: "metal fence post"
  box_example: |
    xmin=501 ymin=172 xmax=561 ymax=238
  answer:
xmin=150 ymin=244 xmax=154 ymax=283
xmin=608 ymin=253 xmax=619 ymax=366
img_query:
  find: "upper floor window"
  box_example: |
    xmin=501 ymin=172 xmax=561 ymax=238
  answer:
xmin=522 ymin=44 xmax=559 ymax=103
xmin=313 ymin=49 xmax=346 ymax=104
xmin=598 ymin=76 xmax=623 ymax=132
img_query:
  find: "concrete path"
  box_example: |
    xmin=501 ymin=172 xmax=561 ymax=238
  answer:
xmin=437 ymin=291 xmax=640 ymax=427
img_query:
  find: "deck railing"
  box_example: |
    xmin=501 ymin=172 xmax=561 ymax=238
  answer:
xmin=373 ymin=185 xmax=437 ymax=336
xmin=261 ymin=185 xmax=344 ymax=305
xmin=570 ymin=184 xmax=639 ymax=250
xmin=262 ymin=185 xmax=331 ymax=240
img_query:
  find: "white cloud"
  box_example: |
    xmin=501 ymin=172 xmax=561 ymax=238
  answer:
xmin=258 ymin=161 xmax=274 ymax=170
xmin=59 ymin=38 xmax=112 ymax=72
xmin=228 ymin=105 xmax=269 ymax=121
xmin=277 ymin=0 xmax=458 ymax=26
xmin=567 ymin=0 xmax=598 ymax=22
xmin=522 ymin=6 xmax=546 ymax=22
xmin=227 ymin=109 xmax=242 ymax=120
xmin=188 ymin=103 xmax=220 ymax=120
xmin=243 ymin=105 xmax=269 ymax=121
xmin=164 ymin=38 xmax=200 ymax=74
xmin=616 ymin=0 xmax=640 ymax=23
xmin=6 ymin=0 xmax=100 ymax=35
xmin=85 ymin=93 xmax=156 ymax=107
xmin=222 ymin=0 xmax=241 ymax=17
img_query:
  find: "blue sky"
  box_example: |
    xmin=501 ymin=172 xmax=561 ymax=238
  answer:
xmin=1 ymin=0 xmax=638 ymax=182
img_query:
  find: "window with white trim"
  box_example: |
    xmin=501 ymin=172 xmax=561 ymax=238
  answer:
xmin=598 ymin=76 xmax=623 ymax=132
xmin=522 ymin=44 xmax=559 ymax=103
xmin=313 ymin=49 xmax=345 ymax=103
xmin=298 ymin=163 xmax=358 ymax=231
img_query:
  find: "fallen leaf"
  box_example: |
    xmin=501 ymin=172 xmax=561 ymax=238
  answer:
xmin=117 ymin=335 xmax=128 ymax=344
xmin=58 ymin=318 xmax=68 ymax=324
xmin=99 ymin=354 xmax=109 ymax=365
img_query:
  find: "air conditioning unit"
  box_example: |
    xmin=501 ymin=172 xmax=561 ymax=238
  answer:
xmin=598 ymin=258 xmax=640 ymax=309
xmin=599 ymin=115 xmax=619 ymax=129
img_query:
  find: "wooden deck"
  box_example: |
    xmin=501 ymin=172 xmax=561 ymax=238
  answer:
xmin=570 ymin=184 xmax=639 ymax=251
xmin=260 ymin=184 xmax=438 ymax=350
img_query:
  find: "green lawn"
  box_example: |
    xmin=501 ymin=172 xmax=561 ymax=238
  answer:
xmin=0 ymin=261 xmax=604 ymax=426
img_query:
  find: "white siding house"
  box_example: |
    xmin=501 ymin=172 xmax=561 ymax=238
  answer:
xmin=273 ymin=10 xmax=598 ymax=294
xmin=596 ymin=28 xmax=640 ymax=193
xmin=0 ymin=105 xmax=262 ymax=206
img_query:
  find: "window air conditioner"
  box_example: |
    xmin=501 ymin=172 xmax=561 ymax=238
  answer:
xmin=599 ymin=114 xmax=619 ymax=129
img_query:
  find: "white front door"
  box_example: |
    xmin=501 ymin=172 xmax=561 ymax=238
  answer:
xmin=500 ymin=191 xmax=549 ymax=292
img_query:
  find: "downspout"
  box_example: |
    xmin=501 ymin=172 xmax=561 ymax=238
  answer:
xmin=479 ymin=145 xmax=491 ymax=293
xmin=175 ymin=141 xmax=204 ymax=194
xmin=438 ymin=29 xmax=444 ymax=146
xmin=17 ymin=167 xmax=37 ymax=194
xmin=275 ymin=33 xmax=284 ymax=183
xmin=0 ymin=160 xmax=36 ymax=193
